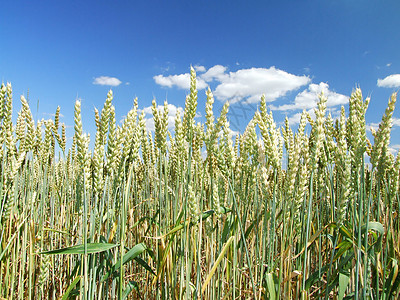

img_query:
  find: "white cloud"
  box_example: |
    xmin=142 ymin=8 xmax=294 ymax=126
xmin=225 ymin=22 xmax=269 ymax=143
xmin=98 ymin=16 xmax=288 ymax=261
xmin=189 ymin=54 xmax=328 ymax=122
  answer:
xmin=42 ymin=112 xmax=65 ymax=118
xmin=154 ymin=65 xmax=310 ymax=103
xmin=393 ymin=118 xmax=400 ymax=127
xmin=201 ymin=65 xmax=228 ymax=82
xmin=194 ymin=65 xmax=206 ymax=73
xmin=377 ymin=74 xmax=400 ymax=88
xmin=386 ymin=63 xmax=392 ymax=67
xmin=272 ymin=82 xmax=348 ymax=111
xmin=286 ymin=112 xmax=303 ymax=126
xmin=285 ymin=109 xmax=316 ymax=126
xmin=93 ymin=76 xmax=122 ymax=86
xmin=153 ymin=73 xmax=208 ymax=90
xmin=213 ymin=67 xmax=310 ymax=103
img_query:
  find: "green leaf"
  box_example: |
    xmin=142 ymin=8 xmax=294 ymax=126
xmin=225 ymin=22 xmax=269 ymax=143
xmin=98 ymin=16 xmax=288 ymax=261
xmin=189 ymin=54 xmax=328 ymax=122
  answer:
xmin=134 ymin=256 xmax=156 ymax=276
xmin=199 ymin=206 xmax=230 ymax=222
xmin=102 ymin=243 xmax=147 ymax=282
xmin=305 ymin=264 xmax=329 ymax=290
xmin=361 ymin=221 xmax=384 ymax=235
xmin=61 ymin=275 xmax=81 ymax=300
xmin=266 ymin=273 xmax=276 ymax=300
xmin=218 ymin=205 xmax=231 ymax=214
xmin=326 ymin=253 xmax=354 ymax=296
xmin=339 ymin=225 xmax=353 ymax=240
xmin=201 ymin=209 xmax=214 ymax=220
xmin=338 ymin=272 xmax=350 ymax=300
xmin=39 ymin=243 xmax=118 ymax=255
xmin=221 ymin=214 xmax=234 ymax=243
xmin=238 ymin=212 xmax=263 ymax=249
xmin=334 ymin=240 xmax=353 ymax=262
xmin=384 ymin=259 xmax=399 ymax=299
xmin=43 ymin=228 xmax=72 ymax=236
xmin=123 ymin=280 xmax=141 ymax=300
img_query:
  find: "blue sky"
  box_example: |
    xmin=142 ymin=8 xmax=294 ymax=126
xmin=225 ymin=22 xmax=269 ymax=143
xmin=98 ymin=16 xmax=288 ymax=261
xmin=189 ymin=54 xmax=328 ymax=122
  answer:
xmin=1 ymin=1 xmax=400 ymax=151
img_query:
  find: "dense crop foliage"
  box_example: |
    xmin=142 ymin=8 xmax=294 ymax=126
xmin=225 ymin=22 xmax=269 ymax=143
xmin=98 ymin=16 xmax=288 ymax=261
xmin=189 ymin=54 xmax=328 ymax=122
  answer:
xmin=0 ymin=68 xmax=399 ymax=299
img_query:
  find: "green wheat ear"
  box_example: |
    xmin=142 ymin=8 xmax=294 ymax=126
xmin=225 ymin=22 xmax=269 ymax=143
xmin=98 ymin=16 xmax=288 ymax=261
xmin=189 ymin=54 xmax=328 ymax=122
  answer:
xmin=183 ymin=66 xmax=198 ymax=142
xmin=74 ymin=99 xmax=85 ymax=166
xmin=371 ymin=92 xmax=396 ymax=173
xmin=1 ymin=81 xmax=399 ymax=299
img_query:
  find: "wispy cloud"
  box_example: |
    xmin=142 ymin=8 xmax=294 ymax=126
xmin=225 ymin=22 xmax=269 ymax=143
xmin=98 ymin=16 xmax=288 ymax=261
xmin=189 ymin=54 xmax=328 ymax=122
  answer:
xmin=392 ymin=117 xmax=400 ymax=127
xmin=271 ymin=82 xmax=348 ymax=111
xmin=377 ymin=74 xmax=400 ymax=88
xmin=42 ymin=112 xmax=65 ymax=118
xmin=93 ymin=76 xmax=122 ymax=86
xmin=154 ymin=65 xmax=310 ymax=103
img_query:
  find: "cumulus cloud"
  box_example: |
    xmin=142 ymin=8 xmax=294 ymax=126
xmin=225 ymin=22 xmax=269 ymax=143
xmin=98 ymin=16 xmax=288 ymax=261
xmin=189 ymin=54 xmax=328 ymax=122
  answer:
xmin=154 ymin=65 xmax=310 ymax=103
xmin=154 ymin=73 xmax=208 ymax=90
xmin=377 ymin=74 xmax=400 ymax=88
xmin=276 ymin=83 xmax=346 ymax=126
xmin=393 ymin=118 xmax=400 ymax=127
xmin=194 ymin=65 xmax=206 ymax=73
xmin=272 ymin=82 xmax=348 ymax=111
xmin=201 ymin=65 xmax=228 ymax=82
xmin=213 ymin=67 xmax=310 ymax=103
xmin=286 ymin=112 xmax=303 ymax=126
xmin=93 ymin=76 xmax=122 ymax=86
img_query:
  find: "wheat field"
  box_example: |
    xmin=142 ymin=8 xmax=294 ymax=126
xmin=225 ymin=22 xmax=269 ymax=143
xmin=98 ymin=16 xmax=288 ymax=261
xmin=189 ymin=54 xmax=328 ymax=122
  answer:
xmin=0 ymin=67 xmax=399 ymax=299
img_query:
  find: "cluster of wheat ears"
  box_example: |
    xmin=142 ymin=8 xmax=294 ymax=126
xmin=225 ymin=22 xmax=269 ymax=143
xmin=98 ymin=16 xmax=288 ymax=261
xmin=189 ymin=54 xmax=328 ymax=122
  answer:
xmin=0 ymin=67 xmax=399 ymax=299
